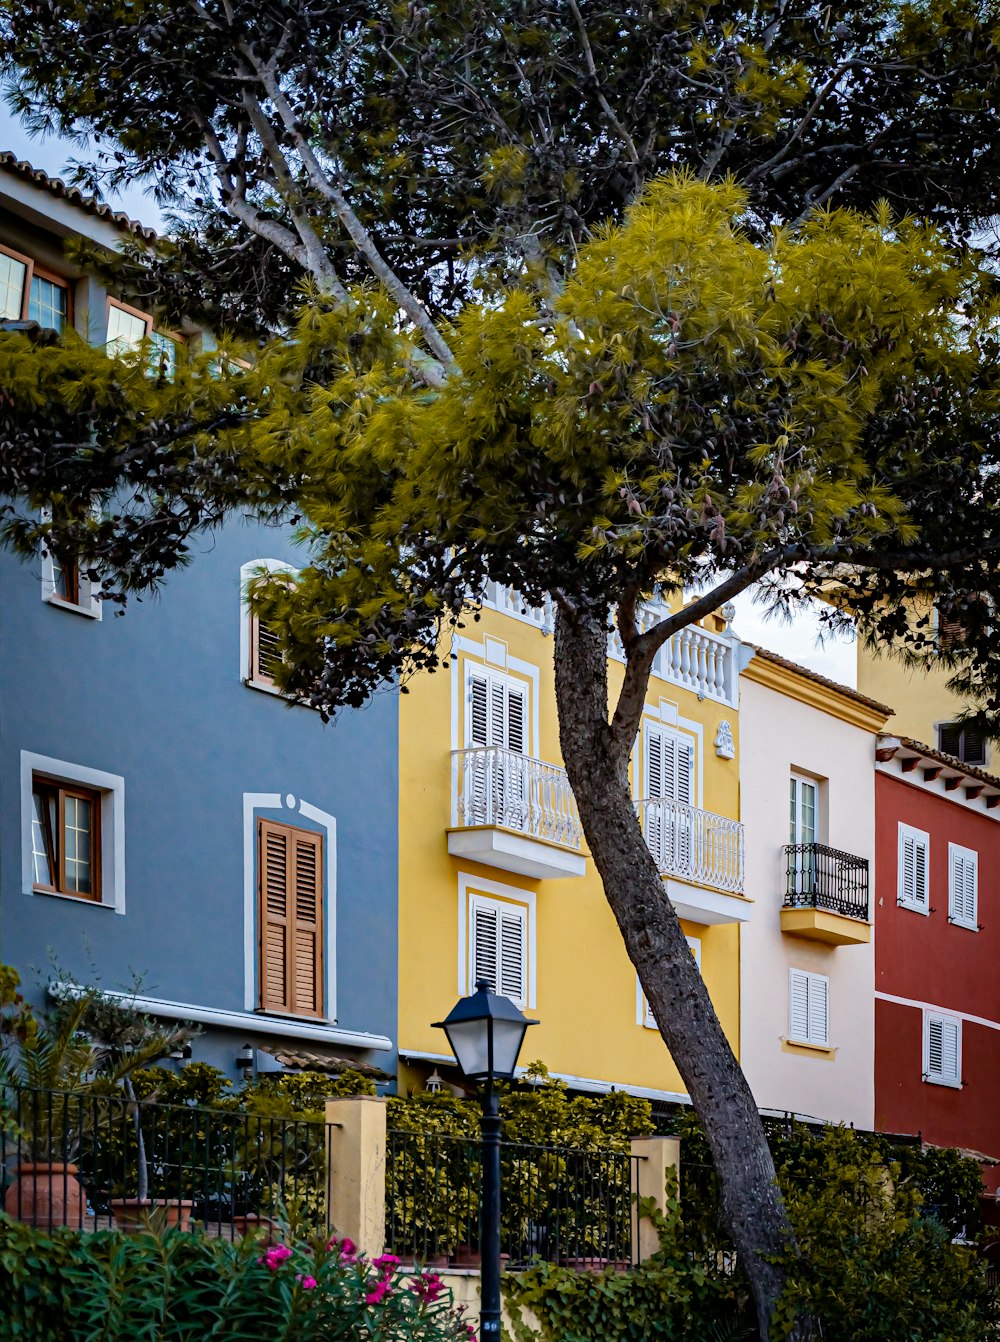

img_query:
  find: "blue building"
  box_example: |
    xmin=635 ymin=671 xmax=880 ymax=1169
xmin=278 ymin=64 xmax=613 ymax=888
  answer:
xmin=0 ymin=155 xmax=398 ymax=1083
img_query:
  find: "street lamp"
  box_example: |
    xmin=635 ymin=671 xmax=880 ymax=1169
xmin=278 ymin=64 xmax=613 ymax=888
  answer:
xmin=433 ymin=978 xmax=538 ymax=1342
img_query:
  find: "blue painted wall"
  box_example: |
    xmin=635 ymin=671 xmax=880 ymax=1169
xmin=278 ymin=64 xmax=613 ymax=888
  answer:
xmin=0 ymin=518 xmax=399 ymax=1080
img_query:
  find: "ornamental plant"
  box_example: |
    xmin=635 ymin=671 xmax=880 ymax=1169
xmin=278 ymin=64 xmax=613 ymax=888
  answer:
xmin=0 ymin=1216 xmax=477 ymax=1342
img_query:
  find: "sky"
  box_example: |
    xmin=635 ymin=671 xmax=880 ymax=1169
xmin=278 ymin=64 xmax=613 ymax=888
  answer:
xmin=0 ymin=112 xmax=859 ymax=689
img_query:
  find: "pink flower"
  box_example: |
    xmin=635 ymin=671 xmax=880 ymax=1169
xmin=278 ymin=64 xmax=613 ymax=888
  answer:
xmin=409 ymin=1272 xmax=445 ymax=1303
xmin=465 ymin=1327 xmax=477 ymax=1340
xmin=365 ymin=1278 xmax=393 ymax=1305
xmin=297 ymin=1274 xmax=317 ymax=1290
xmin=259 ymin=1244 xmax=293 ymax=1271
xmin=373 ymin=1253 xmax=400 ymax=1274
xmin=328 ymin=1235 xmax=357 ymax=1263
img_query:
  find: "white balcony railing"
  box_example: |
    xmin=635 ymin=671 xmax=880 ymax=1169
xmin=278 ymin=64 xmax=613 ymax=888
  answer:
xmin=481 ymin=587 xmax=737 ymax=707
xmin=454 ymin=746 xmax=583 ymax=851
xmin=637 ymin=797 xmax=744 ymax=894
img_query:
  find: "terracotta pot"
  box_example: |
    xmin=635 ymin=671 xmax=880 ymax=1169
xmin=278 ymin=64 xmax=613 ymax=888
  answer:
xmin=231 ymin=1212 xmax=279 ymax=1243
xmin=159 ymin=1200 xmax=196 ymax=1231
xmin=109 ymin=1196 xmax=152 ymax=1231
xmin=3 ymin=1161 xmax=85 ymax=1229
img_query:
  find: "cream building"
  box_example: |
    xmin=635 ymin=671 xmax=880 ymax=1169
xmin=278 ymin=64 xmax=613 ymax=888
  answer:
xmin=738 ymin=649 xmax=891 ymax=1128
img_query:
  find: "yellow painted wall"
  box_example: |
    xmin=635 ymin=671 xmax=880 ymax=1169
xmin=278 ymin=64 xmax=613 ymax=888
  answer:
xmin=397 ymin=603 xmax=742 ymax=1098
xmin=855 ymin=599 xmax=990 ymax=764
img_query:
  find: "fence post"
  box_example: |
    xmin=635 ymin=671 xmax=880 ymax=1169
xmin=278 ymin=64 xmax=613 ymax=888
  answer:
xmin=630 ymin=1135 xmax=680 ymax=1263
xmin=325 ymin=1096 xmax=387 ymax=1259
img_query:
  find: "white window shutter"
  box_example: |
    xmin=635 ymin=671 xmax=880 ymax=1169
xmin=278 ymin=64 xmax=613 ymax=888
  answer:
xmin=677 ymin=741 xmax=695 ymax=805
xmin=927 ymin=1017 xmax=944 ymax=1076
xmin=789 ymin=971 xmax=810 ymax=1041
xmin=472 ymin=902 xmax=499 ymax=990
xmin=940 ymin=1019 xmax=960 ymax=1082
xmin=499 ymin=907 xmax=526 ymax=1004
xmin=645 ymin=727 xmax=665 ymax=799
xmin=914 ymin=835 xmax=929 ymax=909
xmin=900 ymin=832 xmax=916 ymax=903
xmin=507 ymin=685 xmax=526 ymax=755
xmin=807 ymin=975 xmax=829 ymax=1046
xmin=925 ymin=1014 xmax=961 ymax=1085
xmin=469 ymin=673 xmax=489 ymax=747
xmin=949 ymin=845 xmax=977 ymax=927
xmin=964 ymin=854 xmax=978 ymax=925
xmin=898 ymin=826 xmax=929 ymax=911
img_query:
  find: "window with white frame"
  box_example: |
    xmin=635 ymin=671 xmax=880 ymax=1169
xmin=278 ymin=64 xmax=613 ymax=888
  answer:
xmin=240 ymin=559 xmax=298 ymax=694
xmin=788 ymin=969 xmax=829 ymax=1047
xmin=20 ymin=751 xmax=125 ymax=913
xmin=468 ymin=892 xmax=528 ymax=1007
xmin=640 ymin=722 xmax=696 ymax=874
xmin=897 ymin=823 xmax=930 ymax=913
xmin=463 ymin=665 xmax=531 ymax=830
xmin=40 ymin=547 xmax=101 ymax=618
xmin=923 ymin=1012 xmax=961 ymax=1087
xmin=948 ymin=843 xmax=978 ymax=930
xmin=641 ymin=937 xmax=701 ymax=1029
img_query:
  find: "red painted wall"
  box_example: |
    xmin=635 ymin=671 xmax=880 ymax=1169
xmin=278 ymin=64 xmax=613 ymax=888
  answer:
xmin=875 ymin=771 xmax=1000 ymax=1191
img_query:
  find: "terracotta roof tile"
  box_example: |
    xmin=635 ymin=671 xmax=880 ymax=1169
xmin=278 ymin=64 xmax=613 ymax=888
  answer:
xmin=0 ymin=152 xmax=157 ymax=241
xmin=745 ymin=644 xmax=893 ymax=717
xmin=888 ymin=735 xmax=1000 ymax=792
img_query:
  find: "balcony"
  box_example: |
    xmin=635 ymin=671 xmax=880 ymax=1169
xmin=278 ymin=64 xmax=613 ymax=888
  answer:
xmin=637 ymin=798 xmax=748 ymax=924
xmin=448 ymin=747 xmax=586 ymax=880
xmin=780 ymin=843 xmax=871 ymax=945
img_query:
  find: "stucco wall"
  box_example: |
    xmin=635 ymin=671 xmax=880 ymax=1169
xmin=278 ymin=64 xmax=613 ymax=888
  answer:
xmin=0 ymin=522 xmax=399 ymax=1077
xmin=397 ymin=603 xmax=742 ymax=1099
xmin=738 ymin=671 xmax=876 ymax=1128
xmin=874 ymin=769 xmax=1000 ymax=1186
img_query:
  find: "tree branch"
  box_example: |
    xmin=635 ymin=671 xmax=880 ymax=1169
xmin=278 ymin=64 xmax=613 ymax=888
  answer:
xmin=566 ymin=0 xmax=640 ymax=164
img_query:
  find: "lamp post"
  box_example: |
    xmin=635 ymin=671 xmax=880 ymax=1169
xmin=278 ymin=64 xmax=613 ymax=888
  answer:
xmin=433 ymin=978 xmax=538 ymax=1342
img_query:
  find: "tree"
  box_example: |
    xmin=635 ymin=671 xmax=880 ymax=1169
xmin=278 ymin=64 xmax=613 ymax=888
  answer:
xmin=4 ymin=4 xmax=1000 ymax=1336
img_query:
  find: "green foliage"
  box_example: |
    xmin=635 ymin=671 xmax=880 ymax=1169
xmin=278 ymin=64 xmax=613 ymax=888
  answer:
xmin=0 ymin=1216 xmax=475 ymax=1342
xmin=505 ymin=1192 xmax=754 ymax=1342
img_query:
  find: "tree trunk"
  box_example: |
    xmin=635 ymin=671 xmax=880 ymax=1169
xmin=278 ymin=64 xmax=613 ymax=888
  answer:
xmin=553 ymin=604 xmax=806 ymax=1341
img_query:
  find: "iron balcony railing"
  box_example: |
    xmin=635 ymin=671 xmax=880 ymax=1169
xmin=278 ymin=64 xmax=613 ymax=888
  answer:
xmin=0 ymin=1084 xmax=333 ymax=1234
xmin=783 ymin=842 xmax=870 ymax=921
xmin=454 ymin=746 xmax=584 ymax=851
xmin=385 ymin=1126 xmax=641 ymax=1269
xmin=637 ymin=798 xmax=744 ymax=894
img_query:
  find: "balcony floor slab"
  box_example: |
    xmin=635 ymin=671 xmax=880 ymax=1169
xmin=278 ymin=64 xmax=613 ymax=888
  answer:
xmin=447 ymin=826 xmax=587 ymax=880
xmin=779 ymin=907 xmax=871 ymax=945
xmin=663 ymin=878 xmax=752 ymax=925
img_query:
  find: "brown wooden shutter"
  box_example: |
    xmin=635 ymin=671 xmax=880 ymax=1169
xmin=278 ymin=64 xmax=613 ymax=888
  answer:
xmin=258 ymin=819 xmax=324 ymax=1018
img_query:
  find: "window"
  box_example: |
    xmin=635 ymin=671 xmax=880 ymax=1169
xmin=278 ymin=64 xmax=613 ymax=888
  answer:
xmin=788 ymin=969 xmax=829 ymax=1047
xmin=257 ymin=819 xmax=324 ymax=1019
xmin=897 ymin=823 xmax=930 ymax=914
xmin=948 ymin=843 xmax=978 ymax=930
xmin=789 ymin=773 xmax=820 ymax=895
xmin=641 ymin=937 xmax=701 ymax=1029
xmin=31 ymin=776 xmax=101 ymax=901
xmin=464 ymin=666 xmax=530 ymax=828
xmin=106 ymin=300 xmax=151 ymax=353
xmin=241 ymin=559 xmax=298 ymax=694
xmin=937 ymin=722 xmax=988 ymax=768
xmin=41 ymin=547 xmax=101 ymax=618
xmin=641 ymin=723 xmax=695 ymax=872
xmin=21 ymin=752 xmax=124 ymax=913
xmin=28 ymin=274 xmax=69 ymax=333
xmin=0 ymin=246 xmax=70 ymax=332
xmin=147 ymin=330 xmax=181 ymax=380
xmin=468 ymin=893 xmax=527 ymax=1007
xmin=923 ymin=1012 xmax=961 ymax=1087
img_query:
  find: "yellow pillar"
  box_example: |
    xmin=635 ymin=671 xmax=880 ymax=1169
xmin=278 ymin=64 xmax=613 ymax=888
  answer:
xmin=325 ymin=1095 xmax=387 ymax=1258
xmin=630 ymin=1135 xmax=680 ymax=1263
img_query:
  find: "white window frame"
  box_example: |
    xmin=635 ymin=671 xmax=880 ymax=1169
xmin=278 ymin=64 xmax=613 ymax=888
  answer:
xmin=787 ymin=969 xmax=830 ymax=1048
xmin=789 ymin=772 xmax=820 ymax=846
xmin=39 ymin=516 xmax=102 ymax=621
xmin=897 ymin=822 xmax=930 ymax=915
xmin=240 ymin=558 xmax=298 ymax=697
xmin=463 ymin=661 xmax=533 ymax=755
xmin=457 ymin=873 xmax=535 ymax=1010
xmin=923 ymin=1010 xmax=962 ymax=1088
xmin=20 ymin=751 xmax=124 ymax=913
xmin=948 ymin=842 xmax=979 ymax=931
xmin=242 ymin=791 xmax=337 ymax=1020
xmin=638 ymin=937 xmax=701 ymax=1029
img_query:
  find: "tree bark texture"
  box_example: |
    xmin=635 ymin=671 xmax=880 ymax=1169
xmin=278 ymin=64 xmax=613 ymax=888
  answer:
xmin=553 ymin=603 xmax=805 ymax=1341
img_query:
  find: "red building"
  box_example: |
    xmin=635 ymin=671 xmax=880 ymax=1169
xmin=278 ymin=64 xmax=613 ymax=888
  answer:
xmin=875 ymin=736 xmax=1000 ymax=1192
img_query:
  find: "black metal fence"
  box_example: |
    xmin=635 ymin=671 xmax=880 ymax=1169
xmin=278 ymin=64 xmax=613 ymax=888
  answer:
xmin=0 ymin=1085 xmax=333 ymax=1234
xmin=783 ymin=842 xmax=870 ymax=921
xmin=385 ymin=1127 xmax=640 ymax=1269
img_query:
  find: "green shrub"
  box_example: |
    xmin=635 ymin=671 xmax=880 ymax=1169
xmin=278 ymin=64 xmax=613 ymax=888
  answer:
xmin=0 ymin=1215 xmax=476 ymax=1342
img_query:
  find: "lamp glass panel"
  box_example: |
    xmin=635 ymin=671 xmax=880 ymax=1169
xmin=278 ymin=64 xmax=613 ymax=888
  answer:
xmin=490 ymin=1019 xmax=529 ymax=1076
xmin=444 ymin=1018 xmax=491 ymax=1077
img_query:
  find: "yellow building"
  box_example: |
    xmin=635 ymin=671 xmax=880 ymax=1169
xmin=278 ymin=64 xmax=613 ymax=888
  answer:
xmin=856 ymin=599 xmax=991 ymax=770
xmin=397 ymin=586 xmax=749 ymax=1102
